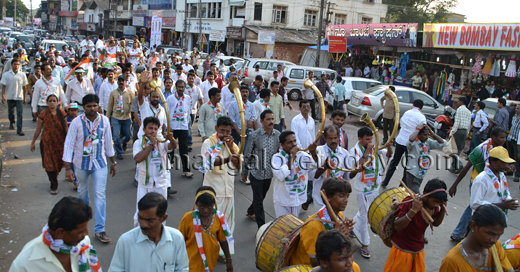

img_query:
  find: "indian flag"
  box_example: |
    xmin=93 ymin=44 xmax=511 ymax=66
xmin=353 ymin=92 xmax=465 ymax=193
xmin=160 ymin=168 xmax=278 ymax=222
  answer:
xmin=102 ymin=53 xmax=117 ymax=68
xmin=64 ymin=58 xmax=91 ymax=84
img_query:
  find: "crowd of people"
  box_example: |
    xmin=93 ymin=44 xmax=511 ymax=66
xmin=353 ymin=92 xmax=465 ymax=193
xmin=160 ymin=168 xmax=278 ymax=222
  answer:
xmin=3 ymin=33 xmax=520 ymax=272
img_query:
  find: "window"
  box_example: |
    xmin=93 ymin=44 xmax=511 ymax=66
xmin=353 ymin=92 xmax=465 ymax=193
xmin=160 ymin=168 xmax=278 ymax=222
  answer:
xmin=189 ymin=4 xmax=198 ymax=18
xmin=254 ymin=3 xmax=262 ymax=21
xmin=304 ymin=10 xmax=317 ymax=26
xmin=267 ymin=62 xmax=284 ymax=71
xmin=207 ymin=2 xmax=222 ymax=18
xmin=334 ymin=14 xmax=346 ymax=25
xmin=364 ymin=0 xmax=374 ymax=2
xmin=289 ymin=69 xmax=304 ymax=79
xmin=395 ymin=91 xmax=411 ymax=103
xmin=272 ymin=5 xmax=287 ymax=24
xmin=361 ymin=17 xmax=372 ymax=24
xmin=201 ymin=4 xmax=207 ymax=18
xmin=254 ymin=61 xmax=268 ymax=69
xmin=352 ymin=81 xmax=370 ymax=91
xmin=412 ymin=93 xmax=436 ymax=107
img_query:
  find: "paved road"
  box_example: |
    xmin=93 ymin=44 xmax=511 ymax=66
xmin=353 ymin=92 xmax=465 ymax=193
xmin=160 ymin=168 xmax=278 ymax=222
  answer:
xmin=0 ymin=99 xmax=520 ymax=272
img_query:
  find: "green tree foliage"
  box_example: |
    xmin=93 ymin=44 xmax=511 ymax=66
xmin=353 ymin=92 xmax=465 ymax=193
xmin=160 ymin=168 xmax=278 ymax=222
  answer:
xmin=35 ymin=3 xmax=42 ymax=18
xmin=4 ymin=0 xmax=29 ymax=22
xmin=383 ymin=0 xmax=458 ymax=30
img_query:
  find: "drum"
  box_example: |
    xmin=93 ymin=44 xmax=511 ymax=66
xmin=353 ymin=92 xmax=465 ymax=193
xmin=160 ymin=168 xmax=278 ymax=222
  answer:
xmin=256 ymin=214 xmax=304 ymax=272
xmin=276 ymin=265 xmax=313 ymax=272
xmin=368 ymin=187 xmax=409 ymax=236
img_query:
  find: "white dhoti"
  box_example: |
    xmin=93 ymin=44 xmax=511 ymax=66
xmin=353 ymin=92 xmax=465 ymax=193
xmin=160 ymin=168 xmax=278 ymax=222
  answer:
xmin=352 ymin=189 xmax=378 ymax=246
xmin=133 ymin=184 xmax=168 ymax=227
xmin=217 ymin=196 xmax=235 ymax=256
xmin=312 ymin=179 xmax=326 ymax=213
xmin=274 ymin=204 xmax=302 ymax=218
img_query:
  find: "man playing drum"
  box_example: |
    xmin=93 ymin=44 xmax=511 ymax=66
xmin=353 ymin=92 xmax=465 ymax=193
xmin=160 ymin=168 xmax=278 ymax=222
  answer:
xmin=310 ymin=230 xmax=360 ymax=272
xmin=349 ymin=127 xmax=392 ymax=259
xmin=290 ymin=178 xmax=355 ymax=267
xmin=384 ymin=178 xmax=448 ymax=272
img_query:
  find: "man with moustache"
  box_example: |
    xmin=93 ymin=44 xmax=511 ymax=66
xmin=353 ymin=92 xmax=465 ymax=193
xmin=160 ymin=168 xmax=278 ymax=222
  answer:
xmin=199 ymin=87 xmax=227 ymax=142
xmin=65 ymin=68 xmax=95 ymax=110
xmin=107 ymin=76 xmax=135 ymax=159
xmin=291 ymin=99 xmax=315 ymax=149
xmin=63 ymin=94 xmax=117 ymax=243
xmin=166 ymin=80 xmax=194 ymax=178
xmin=317 ymin=110 xmax=348 ymax=148
xmin=311 ymin=126 xmax=354 ymax=213
xmin=31 ymin=63 xmax=67 ymax=117
xmin=229 ymin=84 xmax=257 ymax=145
xmin=10 ymin=197 xmax=101 ymax=271
xmin=99 ymin=69 xmax=118 ymax=114
xmin=271 ymin=130 xmax=317 ymax=217
xmin=108 ymin=193 xmax=189 ymax=271
xmin=243 ymin=109 xmax=280 ymax=226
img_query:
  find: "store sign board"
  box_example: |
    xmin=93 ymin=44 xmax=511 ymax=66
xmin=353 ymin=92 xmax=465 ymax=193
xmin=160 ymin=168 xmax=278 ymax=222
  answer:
xmin=209 ymin=30 xmax=226 ymax=42
xmin=87 ymin=23 xmax=96 ymax=31
xmin=133 ymin=17 xmax=145 ymax=26
xmin=258 ymin=30 xmax=275 ymax=45
xmin=50 ymin=15 xmax=57 ymax=21
xmin=162 ymin=17 xmax=175 ymax=27
xmin=328 ymin=36 xmax=347 ymax=53
xmin=58 ymin=11 xmax=78 ymax=16
xmin=226 ymin=27 xmax=243 ymax=40
xmin=124 ymin=26 xmax=136 ymax=36
xmin=423 ymin=23 xmax=520 ymax=51
xmin=61 ymin=0 xmax=69 ymax=11
xmin=325 ymin=23 xmax=417 ymax=47
xmin=229 ymin=0 xmax=245 ymax=6
xmin=133 ymin=5 xmax=148 ymax=16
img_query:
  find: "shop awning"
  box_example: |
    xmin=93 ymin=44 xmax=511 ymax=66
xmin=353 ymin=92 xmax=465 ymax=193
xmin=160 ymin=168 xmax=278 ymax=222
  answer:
xmin=308 ymin=44 xmax=352 ymax=51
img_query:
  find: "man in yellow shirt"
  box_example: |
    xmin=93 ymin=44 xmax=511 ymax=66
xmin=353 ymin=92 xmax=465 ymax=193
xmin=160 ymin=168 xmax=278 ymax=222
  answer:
xmin=290 ymin=177 xmax=354 ymax=267
xmin=178 ymin=186 xmax=233 ymax=272
xmin=503 ymin=234 xmax=520 ymax=270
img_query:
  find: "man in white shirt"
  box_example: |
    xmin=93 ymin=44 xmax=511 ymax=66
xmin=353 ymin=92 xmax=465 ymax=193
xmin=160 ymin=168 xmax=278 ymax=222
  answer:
xmin=253 ymin=89 xmax=271 ymax=125
xmin=182 ymin=58 xmax=193 ymax=73
xmin=32 ymin=63 xmax=67 ymax=117
xmin=108 ymin=193 xmax=189 ymax=272
xmin=99 ymin=69 xmax=118 ymax=113
xmin=272 ymin=130 xmax=317 ymax=217
xmin=469 ymin=101 xmax=490 ymax=153
xmin=172 ymin=64 xmax=187 ymax=83
xmin=221 ymin=72 xmax=239 ymax=112
xmin=62 ymin=57 xmax=75 ymax=78
xmin=166 ymin=80 xmax=194 ymax=178
xmin=229 ymin=84 xmax=257 ymax=146
xmin=1 ymin=59 xmax=28 ymax=135
xmin=95 ymin=34 xmax=105 ymax=59
xmin=185 ymin=73 xmax=203 ymax=151
xmin=200 ymin=71 xmax=218 ymax=103
xmin=381 ymin=99 xmax=426 ymax=187
xmin=80 ymin=35 xmax=94 ymax=56
xmin=49 ymin=57 xmax=65 ymax=86
xmin=470 ymin=147 xmax=519 ymax=215
xmin=291 ymin=99 xmax=315 ymax=149
xmin=132 ymin=118 xmax=177 ymax=226
xmin=252 ymin=64 xmax=263 ymax=81
xmin=303 ymin=71 xmax=316 ymax=119
xmin=65 ymin=68 xmax=95 ymax=109
xmin=10 ymin=197 xmax=100 ymax=272
xmin=344 ymin=63 xmax=353 ymax=77
xmin=363 ymin=63 xmax=370 ymax=78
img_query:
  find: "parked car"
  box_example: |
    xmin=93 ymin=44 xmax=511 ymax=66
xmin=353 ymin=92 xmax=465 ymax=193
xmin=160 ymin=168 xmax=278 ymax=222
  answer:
xmin=240 ymin=58 xmax=295 ymax=85
xmin=23 ymin=30 xmax=34 ymax=35
xmin=347 ymin=85 xmax=454 ymax=128
xmin=481 ymin=98 xmax=517 ymax=121
xmin=338 ymin=77 xmax=382 ymax=100
xmin=283 ymin=66 xmax=337 ymax=100
xmin=41 ymin=40 xmax=69 ymax=54
xmin=196 ymin=56 xmax=244 ymax=77
xmin=9 ymin=31 xmax=23 ymax=41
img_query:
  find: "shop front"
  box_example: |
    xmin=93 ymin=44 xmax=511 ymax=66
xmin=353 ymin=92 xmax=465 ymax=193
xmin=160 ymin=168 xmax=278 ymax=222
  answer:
xmin=226 ymin=27 xmax=244 ymax=57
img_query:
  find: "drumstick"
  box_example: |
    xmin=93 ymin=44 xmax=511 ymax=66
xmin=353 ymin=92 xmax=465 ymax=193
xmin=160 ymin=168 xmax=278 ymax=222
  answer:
xmin=320 ymin=190 xmax=340 ymax=225
xmin=399 ymin=180 xmax=434 ymax=223
xmin=443 ymin=204 xmax=449 ymax=215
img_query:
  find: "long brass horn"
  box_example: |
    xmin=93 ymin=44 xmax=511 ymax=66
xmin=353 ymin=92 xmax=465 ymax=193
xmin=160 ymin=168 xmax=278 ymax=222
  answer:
xmin=300 ymin=79 xmax=325 ymax=151
xmin=228 ymin=79 xmax=246 ymax=155
xmin=335 ymin=112 xmax=378 ymax=172
xmin=379 ymin=88 xmax=400 ymax=150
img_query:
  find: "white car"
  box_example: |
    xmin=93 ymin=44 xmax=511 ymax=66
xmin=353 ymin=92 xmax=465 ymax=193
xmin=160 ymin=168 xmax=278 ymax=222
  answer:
xmin=331 ymin=77 xmax=383 ymax=102
xmin=196 ymin=56 xmax=243 ymax=77
xmin=41 ymin=40 xmax=69 ymax=54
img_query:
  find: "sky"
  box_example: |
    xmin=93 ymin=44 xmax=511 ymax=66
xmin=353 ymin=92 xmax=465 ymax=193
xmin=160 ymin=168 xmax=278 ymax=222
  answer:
xmin=19 ymin=0 xmax=520 ymax=23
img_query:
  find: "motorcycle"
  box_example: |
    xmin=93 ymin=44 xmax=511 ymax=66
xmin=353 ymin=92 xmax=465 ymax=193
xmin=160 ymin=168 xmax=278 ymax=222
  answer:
xmin=21 ymin=61 xmax=31 ymax=77
xmin=428 ymin=106 xmax=456 ymax=139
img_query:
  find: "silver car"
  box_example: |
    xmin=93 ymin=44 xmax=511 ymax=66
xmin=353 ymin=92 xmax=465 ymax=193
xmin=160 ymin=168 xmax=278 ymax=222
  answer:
xmin=347 ymin=85 xmax=452 ymax=128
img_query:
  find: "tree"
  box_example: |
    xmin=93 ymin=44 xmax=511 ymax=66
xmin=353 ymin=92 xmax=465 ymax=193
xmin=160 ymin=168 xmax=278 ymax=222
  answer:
xmin=382 ymin=0 xmax=458 ymax=30
xmin=4 ymin=0 xmax=29 ymax=23
xmin=35 ymin=3 xmax=42 ymax=18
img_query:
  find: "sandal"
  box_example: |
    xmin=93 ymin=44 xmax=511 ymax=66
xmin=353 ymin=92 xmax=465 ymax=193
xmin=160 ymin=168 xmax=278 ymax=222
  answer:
xmin=50 ymin=190 xmax=58 ymax=195
xmin=514 ymin=177 xmax=519 ymax=183
xmin=360 ymin=249 xmax=371 ymax=259
xmin=218 ymin=256 xmax=227 ymax=263
xmin=301 ymin=203 xmax=309 ymax=211
xmin=450 ymin=235 xmax=463 ymax=243
xmin=349 ymin=231 xmax=356 ymax=239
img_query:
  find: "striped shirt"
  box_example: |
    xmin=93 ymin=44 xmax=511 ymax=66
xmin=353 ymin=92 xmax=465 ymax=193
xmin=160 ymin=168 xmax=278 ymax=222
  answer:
xmin=62 ymin=113 xmax=115 ymax=170
xmin=508 ymin=114 xmax=520 ymax=142
xmin=450 ymin=105 xmax=472 ymax=137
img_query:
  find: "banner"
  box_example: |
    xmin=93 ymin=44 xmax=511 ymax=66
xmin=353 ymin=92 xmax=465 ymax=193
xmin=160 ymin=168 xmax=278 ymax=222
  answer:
xmin=229 ymin=0 xmax=245 ymax=6
xmin=33 ymin=18 xmax=41 ymax=27
xmin=258 ymin=30 xmax=275 ymax=45
xmin=423 ymin=23 xmax=520 ymax=51
xmin=150 ymin=10 xmax=162 ymax=48
xmin=133 ymin=17 xmax=145 ymax=26
xmin=162 ymin=17 xmax=175 ymax=27
xmin=61 ymin=0 xmax=69 ymax=11
xmin=4 ymin=17 xmax=13 ymax=28
xmin=124 ymin=26 xmax=136 ymax=36
xmin=328 ymin=36 xmax=347 ymax=53
xmin=133 ymin=4 xmax=148 ymax=16
xmin=50 ymin=15 xmax=57 ymax=21
xmin=209 ymin=30 xmax=226 ymax=42
xmin=325 ymin=23 xmax=418 ymax=47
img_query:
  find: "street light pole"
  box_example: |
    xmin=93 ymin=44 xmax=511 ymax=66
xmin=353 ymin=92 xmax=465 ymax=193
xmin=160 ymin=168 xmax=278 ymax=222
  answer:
xmin=14 ymin=0 xmax=17 ymax=26
xmin=315 ymin=0 xmax=325 ymax=67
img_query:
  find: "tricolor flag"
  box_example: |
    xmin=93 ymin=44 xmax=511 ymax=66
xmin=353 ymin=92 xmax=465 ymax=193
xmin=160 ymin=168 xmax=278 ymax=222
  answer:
xmin=102 ymin=52 xmax=117 ymax=68
xmin=64 ymin=58 xmax=91 ymax=84
xmin=99 ymin=41 xmax=109 ymax=61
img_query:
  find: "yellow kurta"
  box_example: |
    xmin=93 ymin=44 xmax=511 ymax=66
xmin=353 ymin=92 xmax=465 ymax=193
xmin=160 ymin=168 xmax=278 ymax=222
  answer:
xmin=504 ymin=236 xmax=520 ymax=270
xmin=439 ymin=241 xmax=514 ymax=272
xmin=290 ymin=212 xmax=344 ymax=266
xmin=178 ymin=211 xmax=227 ymax=272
